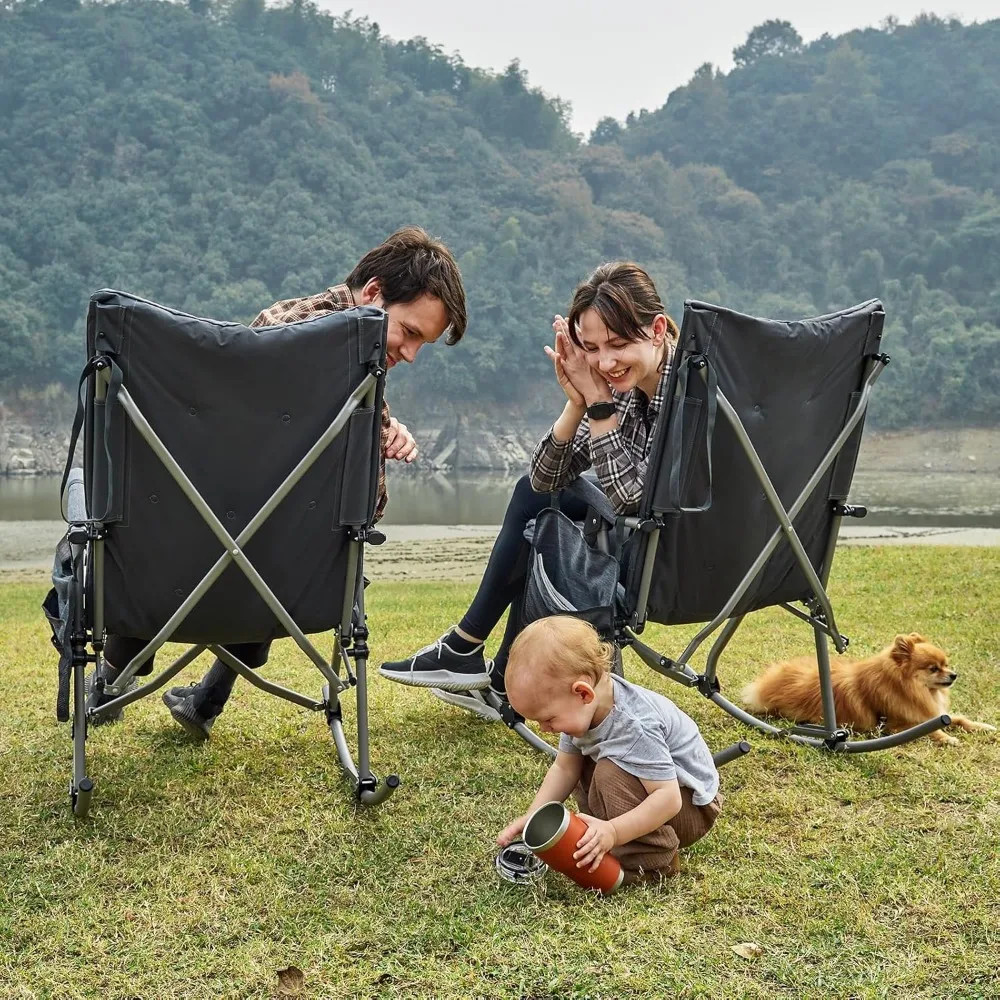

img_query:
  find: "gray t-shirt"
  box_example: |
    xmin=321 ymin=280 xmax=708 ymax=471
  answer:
xmin=558 ymin=675 xmax=720 ymax=806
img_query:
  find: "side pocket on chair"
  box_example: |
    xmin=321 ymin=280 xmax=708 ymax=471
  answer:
xmin=338 ymin=405 xmax=376 ymax=526
xmin=90 ymin=393 xmax=127 ymax=523
xmin=676 ymin=396 xmax=708 ymax=508
xmin=42 ymin=532 xmax=75 ymax=722
xmin=651 ymin=396 xmax=705 ymax=513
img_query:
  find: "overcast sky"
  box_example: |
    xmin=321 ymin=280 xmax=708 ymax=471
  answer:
xmin=321 ymin=1 xmax=1000 ymax=135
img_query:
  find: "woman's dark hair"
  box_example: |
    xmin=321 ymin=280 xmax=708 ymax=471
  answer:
xmin=567 ymin=261 xmax=678 ymax=349
xmin=346 ymin=226 xmax=467 ymax=344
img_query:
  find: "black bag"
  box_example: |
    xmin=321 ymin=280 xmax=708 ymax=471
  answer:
xmin=521 ymin=506 xmax=621 ymax=635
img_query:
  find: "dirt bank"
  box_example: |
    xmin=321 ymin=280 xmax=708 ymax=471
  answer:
xmin=0 ymin=523 xmax=500 ymax=586
xmin=857 ymin=428 xmax=1000 ymax=474
xmin=3 ymin=382 xmax=998 ymax=476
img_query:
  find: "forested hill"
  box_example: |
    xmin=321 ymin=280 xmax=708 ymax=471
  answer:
xmin=1 ymin=2 xmax=998 ymax=427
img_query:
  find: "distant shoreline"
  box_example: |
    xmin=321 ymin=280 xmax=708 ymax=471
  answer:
xmin=3 ymin=520 xmax=998 ymax=588
xmin=2 ymin=411 xmax=999 ymax=477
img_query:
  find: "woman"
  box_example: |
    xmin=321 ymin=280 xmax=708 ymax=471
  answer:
xmin=379 ymin=262 xmax=679 ymax=718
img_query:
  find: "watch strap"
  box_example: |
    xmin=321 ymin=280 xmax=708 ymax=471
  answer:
xmin=585 ymin=401 xmax=617 ymax=421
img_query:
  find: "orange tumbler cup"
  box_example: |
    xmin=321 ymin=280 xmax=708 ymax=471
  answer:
xmin=522 ymin=801 xmax=624 ymax=894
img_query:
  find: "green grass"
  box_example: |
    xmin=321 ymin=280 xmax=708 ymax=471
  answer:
xmin=1 ymin=546 xmax=999 ymax=999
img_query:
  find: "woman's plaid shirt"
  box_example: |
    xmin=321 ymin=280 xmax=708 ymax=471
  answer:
xmin=528 ymin=348 xmax=674 ymax=515
xmin=251 ymin=284 xmax=391 ymax=522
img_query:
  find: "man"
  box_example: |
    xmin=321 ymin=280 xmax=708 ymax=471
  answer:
xmin=92 ymin=226 xmax=467 ymax=739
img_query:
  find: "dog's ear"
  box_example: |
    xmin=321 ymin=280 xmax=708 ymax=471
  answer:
xmin=907 ymin=632 xmax=927 ymax=645
xmin=891 ymin=634 xmax=915 ymax=663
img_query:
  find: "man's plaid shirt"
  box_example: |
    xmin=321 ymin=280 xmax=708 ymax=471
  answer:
xmin=251 ymin=284 xmax=391 ymax=522
xmin=529 ymin=346 xmax=674 ymax=515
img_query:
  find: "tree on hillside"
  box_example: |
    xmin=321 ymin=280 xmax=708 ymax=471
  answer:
xmin=590 ymin=117 xmax=622 ymax=146
xmin=732 ymin=20 xmax=803 ymax=67
xmin=229 ymin=0 xmax=263 ymax=31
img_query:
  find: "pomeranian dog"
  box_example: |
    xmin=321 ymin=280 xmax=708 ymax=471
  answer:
xmin=742 ymin=633 xmax=995 ymax=745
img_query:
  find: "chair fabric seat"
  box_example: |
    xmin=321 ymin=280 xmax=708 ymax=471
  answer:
xmin=628 ymin=299 xmax=883 ymax=626
xmin=84 ymin=291 xmax=386 ymax=642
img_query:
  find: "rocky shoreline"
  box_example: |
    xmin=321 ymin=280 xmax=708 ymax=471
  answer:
xmin=0 ymin=395 xmax=556 ymax=476
xmin=0 ymin=422 xmax=75 ymax=477
xmin=2 ymin=391 xmax=998 ymax=476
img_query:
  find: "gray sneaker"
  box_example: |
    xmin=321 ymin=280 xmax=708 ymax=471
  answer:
xmin=85 ymin=668 xmax=136 ymax=725
xmin=430 ymin=688 xmax=502 ymax=722
xmin=161 ymin=685 xmax=214 ymax=741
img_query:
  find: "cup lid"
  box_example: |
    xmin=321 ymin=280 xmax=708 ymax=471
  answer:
xmin=495 ymin=842 xmax=548 ymax=885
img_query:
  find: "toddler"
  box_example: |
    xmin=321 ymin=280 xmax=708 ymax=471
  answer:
xmin=497 ymin=616 xmax=723 ymax=883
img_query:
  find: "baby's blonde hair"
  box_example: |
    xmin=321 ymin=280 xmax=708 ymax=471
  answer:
xmin=506 ymin=616 xmax=615 ymax=690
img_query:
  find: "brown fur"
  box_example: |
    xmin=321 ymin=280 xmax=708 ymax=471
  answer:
xmin=742 ymin=633 xmax=995 ymax=746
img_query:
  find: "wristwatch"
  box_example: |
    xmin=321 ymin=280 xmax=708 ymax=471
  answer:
xmin=585 ymin=401 xmax=616 ymax=421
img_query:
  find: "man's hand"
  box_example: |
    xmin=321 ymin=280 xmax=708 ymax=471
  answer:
xmin=497 ymin=814 xmax=529 ymax=847
xmin=384 ymin=417 xmax=418 ymax=463
xmin=574 ymin=814 xmax=617 ymax=871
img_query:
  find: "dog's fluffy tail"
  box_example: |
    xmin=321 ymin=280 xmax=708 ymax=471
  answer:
xmin=741 ymin=678 xmax=765 ymax=712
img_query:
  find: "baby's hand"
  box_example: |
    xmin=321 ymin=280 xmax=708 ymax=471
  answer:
xmin=497 ymin=814 xmax=528 ymax=847
xmin=574 ymin=814 xmax=617 ymax=871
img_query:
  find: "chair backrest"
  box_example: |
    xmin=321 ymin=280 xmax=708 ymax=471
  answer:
xmin=625 ymin=298 xmax=884 ymax=627
xmin=83 ymin=290 xmax=386 ymax=643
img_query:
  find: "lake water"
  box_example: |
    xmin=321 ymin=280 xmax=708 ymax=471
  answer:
xmin=2 ymin=468 xmax=998 ymax=528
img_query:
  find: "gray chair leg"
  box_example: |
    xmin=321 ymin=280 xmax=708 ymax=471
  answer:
xmin=712 ymin=740 xmax=750 ymax=767
xmin=69 ymin=555 xmax=93 ymax=818
xmin=483 ymin=690 xmax=557 ymax=759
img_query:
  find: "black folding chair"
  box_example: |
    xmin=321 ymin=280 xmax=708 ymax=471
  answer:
xmin=46 ymin=290 xmax=398 ymax=817
xmin=491 ymin=298 xmax=949 ymax=758
xmin=621 ymin=298 xmax=949 ymax=751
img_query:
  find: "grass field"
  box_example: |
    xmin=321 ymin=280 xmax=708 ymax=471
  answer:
xmin=1 ymin=546 xmax=998 ymax=998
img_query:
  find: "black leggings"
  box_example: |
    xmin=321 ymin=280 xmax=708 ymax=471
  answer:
xmin=459 ymin=474 xmax=588 ymax=683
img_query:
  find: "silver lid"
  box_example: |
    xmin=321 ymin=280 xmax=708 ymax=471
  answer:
xmin=495 ymin=842 xmax=548 ymax=885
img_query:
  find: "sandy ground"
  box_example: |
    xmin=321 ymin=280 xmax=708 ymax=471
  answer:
xmin=0 ymin=522 xmax=501 ymax=585
xmin=2 ymin=519 xmax=997 ymax=587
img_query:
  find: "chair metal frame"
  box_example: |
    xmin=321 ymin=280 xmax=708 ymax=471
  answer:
xmin=622 ymin=350 xmax=950 ymax=751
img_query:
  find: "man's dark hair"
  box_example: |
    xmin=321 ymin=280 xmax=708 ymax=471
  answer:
xmin=346 ymin=226 xmax=467 ymax=344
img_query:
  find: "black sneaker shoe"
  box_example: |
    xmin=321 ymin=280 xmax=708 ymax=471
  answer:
xmin=378 ymin=629 xmax=492 ymax=692
xmin=161 ymin=685 xmax=214 ymax=741
xmin=487 ymin=661 xmax=506 ymax=698
xmin=85 ymin=668 xmax=136 ymax=725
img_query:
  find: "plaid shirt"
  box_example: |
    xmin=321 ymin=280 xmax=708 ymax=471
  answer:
xmin=529 ymin=346 xmax=674 ymax=515
xmin=251 ymin=284 xmax=391 ymax=522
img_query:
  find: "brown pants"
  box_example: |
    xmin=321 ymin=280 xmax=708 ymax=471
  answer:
xmin=575 ymin=758 xmax=723 ymax=881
